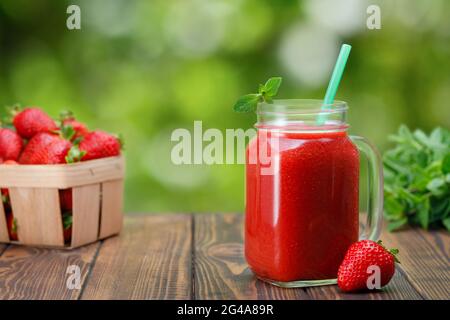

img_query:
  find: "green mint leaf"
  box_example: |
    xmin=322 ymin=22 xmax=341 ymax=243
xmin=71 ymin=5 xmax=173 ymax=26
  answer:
xmin=427 ymin=177 xmax=446 ymax=196
xmin=442 ymin=153 xmax=450 ymax=174
xmin=430 ymin=127 xmax=442 ymax=140
xmin=413 ymin=129 xmax=430 ymax=147
xmin=443 ymin=217 xmax=450 ymax=232
xmin=233 ymin=94 xmax=261 ymax=113
xmin=383 ymin=125 xmax=450 ymax=232
xmin=233 ymin=77 xmax=283 ymax=113
xmin=262 ymin=77 xmax=282 ymax=97
xmin=387 ymin=218 xmax=408 ymax=232
xmin=384 ymin=196 xmax=405 ymax=220
xmin=258 ymin=84 xmax=265 ymax=94
xmin=417 ymin=196 xmax=430 ymax=229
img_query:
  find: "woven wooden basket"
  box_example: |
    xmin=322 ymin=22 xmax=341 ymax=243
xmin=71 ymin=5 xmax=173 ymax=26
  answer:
xmin=0 ymin=156 xmax=125 ymax=249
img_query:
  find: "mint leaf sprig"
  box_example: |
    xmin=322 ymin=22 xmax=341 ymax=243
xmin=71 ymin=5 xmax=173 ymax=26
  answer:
xmin=383 ymin=125 xmax=450 ymax=232
xmin=233 ymin=77 xmax=282 ymax=113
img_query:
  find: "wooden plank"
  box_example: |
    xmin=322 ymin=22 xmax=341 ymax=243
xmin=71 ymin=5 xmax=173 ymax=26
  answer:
xmin=0 ymin=244 xmax=7 ymax=256
xmin=99 ymin=180 xmax=124 ymax=239
xmin=0 ymin=156 xmax=124 ymax=189
xmin=81 ymin=215 xmax=191 ymax=300
xmin=0 ymin=242 xmax=101 ymax=299
xmin=71 ymin=184 xmax=101 ymax=248
xmin=382 ymin=228 xmax=449 ymax=300
xmin=417 ymin=229 xmax=449 ymax=259
xmin=0 ymin=198 xmax=9 ymax=242
xmin=194 ymin=214 xmax=310 ymax=300
xmin=9 ymin=188 xmax=64 ymax=247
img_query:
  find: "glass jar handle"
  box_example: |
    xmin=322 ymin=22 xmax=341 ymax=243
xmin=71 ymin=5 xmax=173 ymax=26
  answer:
xmin=350 ymin=135 xmax=384 ymax=241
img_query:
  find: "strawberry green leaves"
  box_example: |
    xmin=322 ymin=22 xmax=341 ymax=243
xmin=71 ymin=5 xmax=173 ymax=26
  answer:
xmin=233 ymin=77 xmax=282 ymax=113
xmin=377 ymin=240 xmax=400 ymax=263
xmin=60 ymin=123 xmax=76 ymax=141
xmin=65 ymin=145 xmax=86 ymax=163
xmin=383 ymin=125 xmax=450 ymax=232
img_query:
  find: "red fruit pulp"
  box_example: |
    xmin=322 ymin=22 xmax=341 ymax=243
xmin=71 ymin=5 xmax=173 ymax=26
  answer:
xmin=245 ymin=129 xmax=360 ymax=282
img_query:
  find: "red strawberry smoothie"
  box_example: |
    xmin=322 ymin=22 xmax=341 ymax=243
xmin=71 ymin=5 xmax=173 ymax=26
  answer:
xmin=245 ymin=128 xmax=359 ymax=282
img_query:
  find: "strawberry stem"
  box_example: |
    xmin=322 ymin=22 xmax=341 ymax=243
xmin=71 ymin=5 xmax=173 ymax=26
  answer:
xmin=60 ymin=123 xmax=76 ymax=141
xmin=59 ymin=110 xmax=75 ymax=122
xmin=116 ymin=133 xmax=125 ymax=150
xmin=65 ymin=145 xmax=86 ymax=163
xmin=377 ymin=240 xmax=400 ymax=264
xmin=3 ymin=103 xmax=21 ymax=126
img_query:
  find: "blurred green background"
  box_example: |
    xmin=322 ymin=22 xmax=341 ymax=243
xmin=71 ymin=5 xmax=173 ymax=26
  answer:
xmin=0 ymin=0 xmax=449 ymax=213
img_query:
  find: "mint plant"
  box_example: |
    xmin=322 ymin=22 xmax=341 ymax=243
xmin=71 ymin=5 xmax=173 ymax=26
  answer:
xmin=383 ymin=125 xmax=450 ymax=231
xmin=233 ymin=77 xmax=282 ymax=112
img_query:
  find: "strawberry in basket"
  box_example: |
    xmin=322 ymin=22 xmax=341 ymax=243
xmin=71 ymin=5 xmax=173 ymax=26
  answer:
xmin=12 ymin=107 xmax=58 ymax=139
xmin=1 ymin=106 xmax=123 ymax=244
xmin=60 ymin=111 xmax=89 ymax=142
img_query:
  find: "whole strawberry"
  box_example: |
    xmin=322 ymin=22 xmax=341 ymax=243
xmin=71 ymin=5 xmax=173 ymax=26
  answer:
xmin=19 ymin=132 xmax=72 ymax=164
xmin=337 ymin=240 xmax=399 ymax=292
xmin=13 ymin=107 xmax=57 ymax=139
xmin=79 ymin=130 xmax=121 ymax=161
xmin=0 ymin=128 xmax=23 ymax=161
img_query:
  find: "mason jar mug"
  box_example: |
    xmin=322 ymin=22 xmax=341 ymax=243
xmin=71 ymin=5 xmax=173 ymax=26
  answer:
xmin=245 ymin=99 xmax=383 ymax=288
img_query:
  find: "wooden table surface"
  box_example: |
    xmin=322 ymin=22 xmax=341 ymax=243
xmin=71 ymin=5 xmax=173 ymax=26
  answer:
xmin=0 ymin=214 xmax=448 ymax=300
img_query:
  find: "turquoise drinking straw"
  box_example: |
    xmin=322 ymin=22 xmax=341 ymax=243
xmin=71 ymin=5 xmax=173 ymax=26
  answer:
xmin=317 ymin=44 xmax=352 ymax=124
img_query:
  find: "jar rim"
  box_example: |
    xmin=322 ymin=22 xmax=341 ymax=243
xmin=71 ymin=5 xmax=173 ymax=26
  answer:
xmin=257 ymin=99 xmax=348 ymax=116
